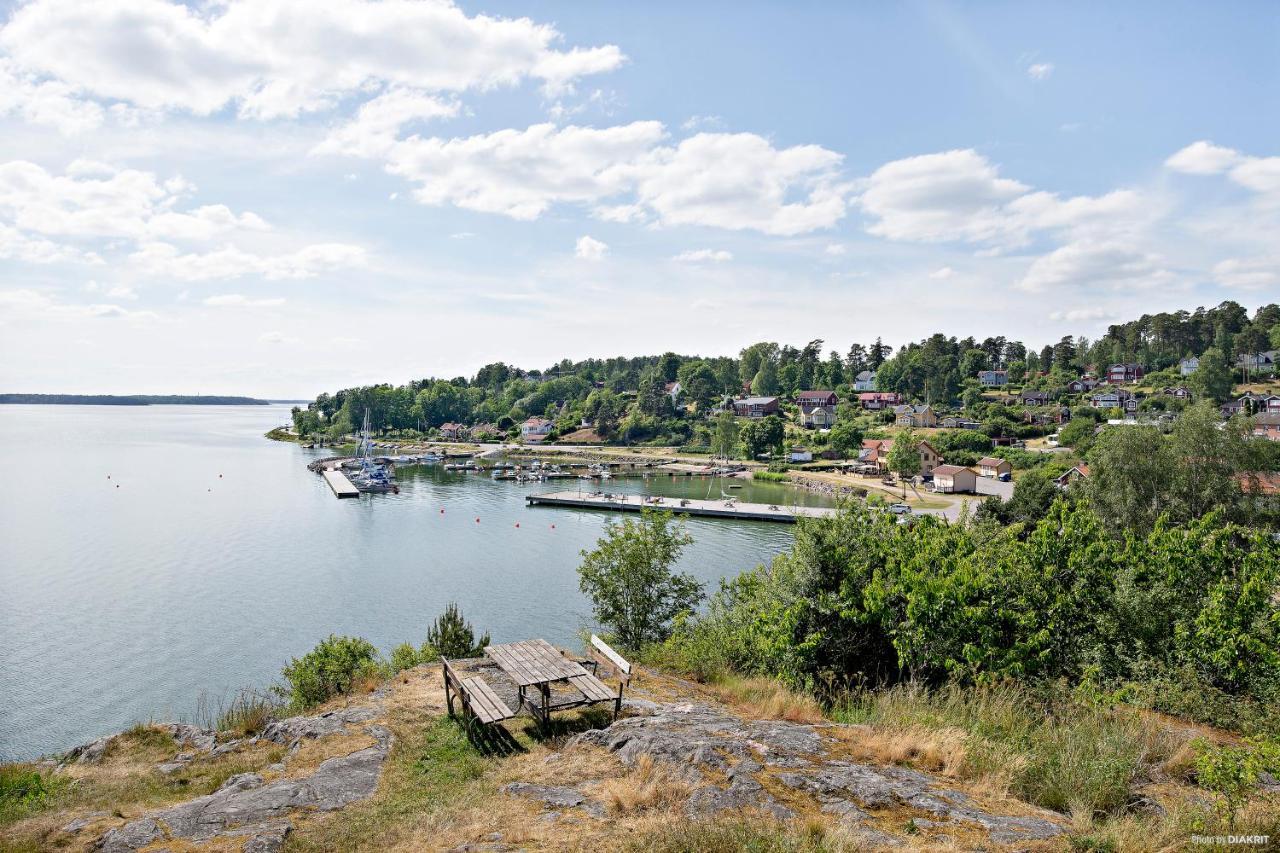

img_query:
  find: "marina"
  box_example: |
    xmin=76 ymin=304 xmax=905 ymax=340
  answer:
xmin=525 ymin=490 xmax=838 ymax=523
xmin=321 ymin=468 xmax=360 ymax=498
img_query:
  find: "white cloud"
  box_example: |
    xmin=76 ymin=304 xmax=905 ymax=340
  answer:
xmin=824 ymin=243 xmax=847 ymax=256
xmin=673 ymin=248 xmax=732 ymax=263
xmin=314 ymin=88 xmax=461 ymax=158
xmin=131 ymin=241 xmax=366 ymax=281
xmin=1212 ymin=257 xmax=1279 ymax=290
xmin=380 ymin=124 xmax=848 ymax=234
xmin=1165 ymin=141 xmax=1243 ymax=175
xmin=0 ymin=58 xmax=104 ymax=134
xmin=259 ymin=330 xmax=298 ymax=344
xmin=1018 ymin=241 xmax=1171 ymax=292
xmin=859 ymin=148 xmax=1144 ymax=248
xmin=1049 ymin=307 xmax=1114 ymax=322
xmin=0 ymin=0 xmax=624 ymax=120
xmin=1027 ymin=62 xmax=1054 ymax=80
xmin=388 ymin=121 xmax=664 ymax=220
xmin=929 ymin=266 xmax=955 ymax=279
xmin=0 ymin=222 xmax=85 ymax=262
xmin=203 ymin=293 xmax=287 ymax=307
xmin=0 ymin=160 xmax=268 ymax=241
xmin=1165 ymin=141 xmax=1280 ymax=199
xmin=574 ymin=235 xmax=608 ymax=260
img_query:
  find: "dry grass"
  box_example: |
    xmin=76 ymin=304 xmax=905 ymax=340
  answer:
xmin=589 ymin=755 xmax=690 ymax=815
xmin=704 ymin=676 xmax=825 ymax=723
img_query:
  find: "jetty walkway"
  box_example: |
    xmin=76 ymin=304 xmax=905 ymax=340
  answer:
xmin=525 ymin=490 xmax=836 ymax=523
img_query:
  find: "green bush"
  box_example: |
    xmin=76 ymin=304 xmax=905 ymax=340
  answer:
xmin=658 ymin=500 xmax=1280 ymax=704
xmin=752 ymin=471 xmax=788 ymax=482
xmin=389 ymin=642 xmax=422 ymax=673
xmin=422 ymin=602 xmax=490 ymax=659
xmin=0 ymin=765 xmax=62 ymax=823
xmin=281 ymin=634 xmax=380 ymax=708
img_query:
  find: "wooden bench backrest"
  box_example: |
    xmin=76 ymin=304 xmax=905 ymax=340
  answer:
xmin=589 ymin=634 xmax=632 ymax=686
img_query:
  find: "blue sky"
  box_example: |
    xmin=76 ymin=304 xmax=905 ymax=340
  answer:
xmin=0 ymin=0 xmax=1276 ymax=397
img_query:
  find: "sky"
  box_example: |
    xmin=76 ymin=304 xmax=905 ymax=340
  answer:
xmin=0 ymin=0 xmax=1276 ymax=398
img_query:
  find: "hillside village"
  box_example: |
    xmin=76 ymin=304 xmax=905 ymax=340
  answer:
xmin=291 ymin=301 xmax=1280 ymax=514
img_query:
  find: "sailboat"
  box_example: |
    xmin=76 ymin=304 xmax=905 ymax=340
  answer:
xmin=349 ymin=409 xmax=397 ymax=493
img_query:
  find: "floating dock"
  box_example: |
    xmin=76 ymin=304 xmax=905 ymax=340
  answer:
xmin=322 ymin=469 xmax=360 ymax=498
xmin=525 ymin=491 xmax=836 ymax=523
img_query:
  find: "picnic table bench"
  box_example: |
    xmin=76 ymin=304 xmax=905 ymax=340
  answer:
xmin=442 ymin=657 xmax=515 ymax=725
xmin=485 ymin=637 xmax=630 ymax=728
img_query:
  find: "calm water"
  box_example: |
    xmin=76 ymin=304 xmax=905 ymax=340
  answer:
xmin=0 ymin=405 xmax=818 ymax=760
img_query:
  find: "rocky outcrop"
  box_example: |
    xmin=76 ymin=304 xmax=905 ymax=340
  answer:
xmin=567 ymin=700 xmax=1065 ymax=845
xmin=96 ymin=709 xmax=391 ymax=853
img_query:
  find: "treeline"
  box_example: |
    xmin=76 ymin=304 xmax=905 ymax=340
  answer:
xmin=292 ymin=299 xmax=1278 ymax=439
xmin=0 ymin=394 xmax=270 ymax=406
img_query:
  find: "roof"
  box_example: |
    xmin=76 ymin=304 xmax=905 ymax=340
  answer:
xmin=734 ymin=396 xmax=778 ymax=406
xmin=795 ymin=390 xmax=835 ymax=401
xmin=524 ymin=417 xmax=551 ymax=426
xmin=855 ymin=370 xmax=875 ymax=380
xmin=977 ymin=456 xmax=1007 ymax=467
xmin=932 ymin=465 xmax=973 ymax=477
xmin=1238 ymin=472 xmax=1280 ymax=495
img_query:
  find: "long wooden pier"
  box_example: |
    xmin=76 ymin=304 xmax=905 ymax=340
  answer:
xmin=525 ymin=490 xmax=835 ymax=523
xmin=322 ymin=469 xmax=360 ymax=498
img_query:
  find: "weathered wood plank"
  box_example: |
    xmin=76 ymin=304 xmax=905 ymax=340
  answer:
xmin=590 ymin=635 xmax=632 ymax=678
xmin=569 ymin=673 xmax=615 ymax=702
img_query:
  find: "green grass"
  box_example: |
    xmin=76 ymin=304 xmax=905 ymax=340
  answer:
xmin=752 ymin=471 xmax=789 ymax=482
xmin=0 ymin=766 xmax=67 ymax=827
xmin=285 ymin=714 xmax=495 ymax=851
xmin=831 ymin=683 xmax=1179 ymax=816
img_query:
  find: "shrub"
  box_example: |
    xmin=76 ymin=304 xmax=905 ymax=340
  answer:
xmin=281 ymin=634 xmax=380 ymax=708
xmin=752 ymin=471 xmax=788 ymax=482
xmin=389 ymin=642 xmax=422 ymax=673
xmin=216 ymin=689 xmax=277 ymax=736
xmin=422 ymin=602 xmax=490 ymax=659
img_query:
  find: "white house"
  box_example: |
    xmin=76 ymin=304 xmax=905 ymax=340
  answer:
xmin=977 ymin=369 xmax=1008 ymax=388
xmin=853 ymin=370 xmax=877 ymax=391
xmin=789 ymin=447 xmax=813 ymax=463
xmin=931 ymin=465 xmax=978 ymax=494
xmin=521 ymin=417 xmax=553 ymax=441
xmin=1179 ymin=356 xmax=1199 ymax=376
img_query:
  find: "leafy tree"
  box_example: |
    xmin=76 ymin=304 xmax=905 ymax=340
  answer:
xmin=1058 ymin=417 xmax=1096 ymax=451
xmin=887 ymin=430 xmax=921 ymax=478
xmin=751 ymin=358 xmax=780 ymax=395
xmin=577 ymin=510 xmax=703 ymax=649
xmin=712 ymin=411 xmax=740 ymax=459
xmin=677 ymin=360 xmax=719 ymax=413
xmin=1189 ymin=347 xmax=1233 ymax=402
xmin=423 ymin=602 xmax=490 ymax=659
xmin=828 ymin=420 xmax=864 ymax=459
xmin=740 ymin=415 xmax=784 ymax=458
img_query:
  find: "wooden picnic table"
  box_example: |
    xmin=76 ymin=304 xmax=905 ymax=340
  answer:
xmin=484 ymin=639 xmax=613 ymax=728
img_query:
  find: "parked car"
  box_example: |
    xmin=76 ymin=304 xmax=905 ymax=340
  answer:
xmin=888 ymin=503 xmax=912 ymax=515
xmin=998 ymin=472 xmax=1012 ymax=482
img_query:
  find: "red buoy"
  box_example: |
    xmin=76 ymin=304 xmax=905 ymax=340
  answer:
xmin=551 ymin=524 xmax=556 ymax=529
xmin=440 ymin=508 xmax=445 ymax=513
xmin=475 ymin=517 xmax=480 ymax=523
xmin=515 ymin=522 xmax=520 ymax=528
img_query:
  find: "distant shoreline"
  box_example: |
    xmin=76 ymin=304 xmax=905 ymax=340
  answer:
xmin=0 ymin=394 xmax=285 ymax=406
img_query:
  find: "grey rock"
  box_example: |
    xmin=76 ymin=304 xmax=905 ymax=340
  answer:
xmin=96 ymin=817 xmax=164 ymax=852
xmin=502 ymin=782 xmax=586 ymax=808
xmin=165 ymin=723 xmax=217 ymax=752
xmin=67 ymin=735 xmax=114 ymax=765
xmin=61 ymin=812 xmax=109 ymax=834
xmin=620 ymin=698 xmax=661 ymax=713
xmin=260 ymin=705 xmax=379 ymax=745
xmin=266 ymin=762 xmax=286 ymax=773
xmin=820 ymin=798 xmax=871 ymax=825
xmin=687 ymin=774 xmax=794 ymax=821
xmin=218 ymin=772 xmax=265 ymax=793
xmin=97 ymin=726 xmax=392 ymax=850
xmin=227 ymin=821 xmax=292 ymax=853
xmin=210 ymin=739 xmax=244 ymax=758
